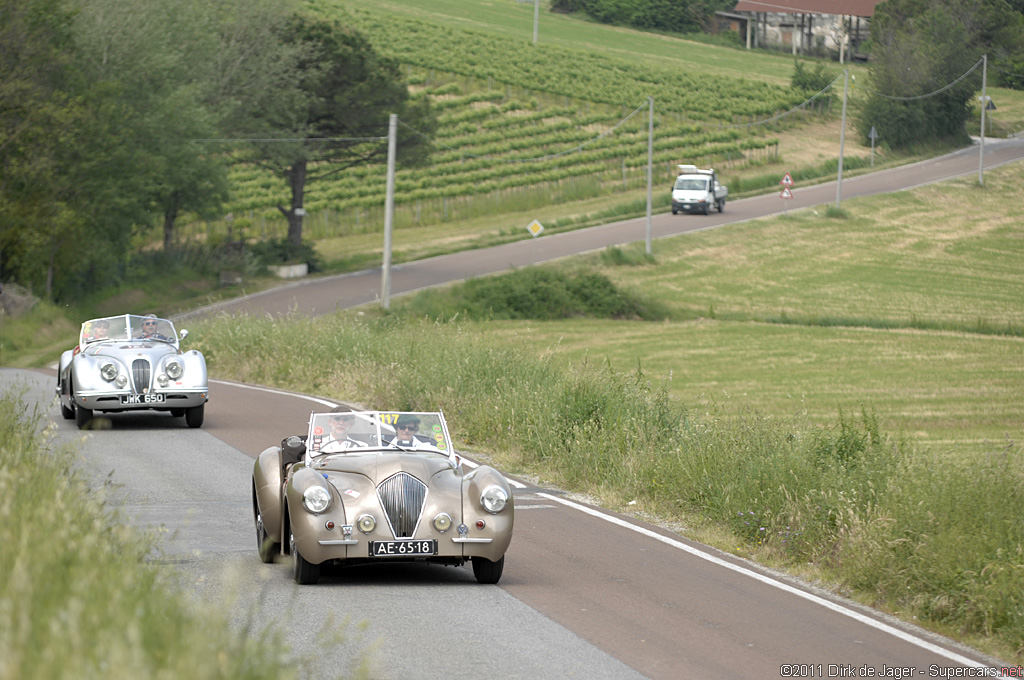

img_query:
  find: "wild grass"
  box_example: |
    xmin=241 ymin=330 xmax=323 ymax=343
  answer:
xmin=0 ymin=389 xmax=325 ymax=680
xmin=193 ymin=310 xmax=1024 ymax=659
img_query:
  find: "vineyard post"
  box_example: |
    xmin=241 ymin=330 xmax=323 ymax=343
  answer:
xmin=381 ymin=113 xmax=397 ymax=310
xmin=645 ymin=96 xmax=653 ymax=256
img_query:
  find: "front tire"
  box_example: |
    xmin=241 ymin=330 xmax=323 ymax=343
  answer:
xmin=185 ymin=403 xmax=204 ymax=428
xmin=75 ymin=403 xmax=93 ymax=430
xmin=472 ymin=555 xmax=504 ymax=584
xmin=255 ymin=500 xmax=279 ymax=564
xmin=290 ymin=530 xmax=320 ymax=585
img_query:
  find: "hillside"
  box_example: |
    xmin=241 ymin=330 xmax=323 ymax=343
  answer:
xmin=181 ymin=0 xmax=876 ymax=249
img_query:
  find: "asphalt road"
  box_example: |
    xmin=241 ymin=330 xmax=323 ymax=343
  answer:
xmin=5 ymin=138 xmax=1022 ymax=679
xmin=178 ymin=136 xmax=1024 ymax=320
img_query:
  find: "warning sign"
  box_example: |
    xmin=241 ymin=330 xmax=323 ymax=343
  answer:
xmin=779 ymin=187 xmax=793 ymax=199
xmin=780 ymin=172 xmax=794 ymax=187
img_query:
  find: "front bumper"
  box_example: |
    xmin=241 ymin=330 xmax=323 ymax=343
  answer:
xmin=73 ymin=389 xmax=208 ymax=412
xmin=672 ymin=200 xmax=708 ymax=213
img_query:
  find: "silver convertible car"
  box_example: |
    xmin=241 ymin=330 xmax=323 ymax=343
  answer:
xmin=56 ymin=314 xmax=209 ymax=429
xmin=252 ymin=410 xmax=514 ymax=585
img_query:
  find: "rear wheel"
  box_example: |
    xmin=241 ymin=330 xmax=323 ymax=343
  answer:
xmin=472 ymin=555 xmax=504 ymax=584
xmin=185 ymin=403 xmax=204 ymax=428
xmin=290 ymin=530 xmax=320 ymax=585
xmin=717 ymin=198 xmax=725 ymax=213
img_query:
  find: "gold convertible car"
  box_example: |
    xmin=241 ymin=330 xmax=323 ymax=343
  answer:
xmin=252 ymin=410 xmax=514 ymax=585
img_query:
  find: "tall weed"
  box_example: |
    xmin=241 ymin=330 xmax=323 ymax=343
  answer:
xmin=0 ymin=389 xmax=306 ymax=680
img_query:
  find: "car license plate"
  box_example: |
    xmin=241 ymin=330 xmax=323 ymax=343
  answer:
xmin=120 ymin=394 xmax=165 ymax=405
xmin=369 ymin=540 xmax=437 ymax=557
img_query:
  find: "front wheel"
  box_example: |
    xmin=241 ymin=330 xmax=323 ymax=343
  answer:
xmin=185 ymin=403 xmax=204 ymax=428
xmin=472 ymin=555 xmax=504 ymax=584
xmin=290 ymin=530 xmax=320 ymax=585
xmin=255 ymin=501 xmax=279 ymax=564
xmin=75 ymin=404 xmax=93 ymax=430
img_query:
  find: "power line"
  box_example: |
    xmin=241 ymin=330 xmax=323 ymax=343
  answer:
xmin=861 ymin=58 xmax=984 ymax=101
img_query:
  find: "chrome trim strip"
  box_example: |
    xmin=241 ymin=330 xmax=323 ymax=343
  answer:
xmin=318 ymin=539 xmax=359 ymax=546
xmin=452 ymin=538 xmax=493 ymax=544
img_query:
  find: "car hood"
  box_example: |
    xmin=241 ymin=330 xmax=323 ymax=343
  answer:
xmin=312 ymin=451 xmax=454 ymax=484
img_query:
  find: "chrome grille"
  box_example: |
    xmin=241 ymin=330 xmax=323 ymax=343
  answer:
xmin=131 ymin=359 xmax=151 ymax=393
xmin=377 ymin=472 xmax=426 ymax=538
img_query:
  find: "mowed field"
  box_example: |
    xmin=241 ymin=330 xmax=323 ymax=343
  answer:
xmin=395 ymin=159 xmax=1024 ymax=456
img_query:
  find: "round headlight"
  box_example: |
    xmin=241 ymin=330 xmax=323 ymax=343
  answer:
xmin=356 ymin=514 xmax=376 ymax=533
xmin=100 ymin=362 xmax=118 ymax=382
xmin=480 ymin=485 xmax=508 ymax=514
xmin=432 ymin=513 xmax=453 ymax=533
xmin=115 ymin=375 xmax=128 ymax=388
xmin=165 ymin=361 xmax=183 ymax=380
xmin=302 ymin=486 xmax=331 ymax=514
xmin=157 ymin=374 xmax=169 ymax=388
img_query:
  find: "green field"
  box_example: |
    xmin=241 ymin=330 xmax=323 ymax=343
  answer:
xmin=396 ymin=162 xmax=1024 ymax=456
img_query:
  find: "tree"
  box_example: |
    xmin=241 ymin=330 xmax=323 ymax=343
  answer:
xmin=859 ymin=0 xmax=1024 ymax=148
xmin=243 ymin=16 xmax=436 ymax=249
xmin=0 ymin=0 xmax=141 ymax=300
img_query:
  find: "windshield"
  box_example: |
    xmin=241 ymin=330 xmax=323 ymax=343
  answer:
xmin=307 ymin=410 xmax=453 ymax=458
xmin=674 ymin=178 xmax=708 ymax=191
xmin=80 ymin=314 xmax=177 ymax=346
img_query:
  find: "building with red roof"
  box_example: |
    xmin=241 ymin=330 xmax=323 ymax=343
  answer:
xmin=721 ymin=0 xmax=885 ymax=59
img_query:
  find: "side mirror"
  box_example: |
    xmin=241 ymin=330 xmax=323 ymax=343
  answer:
xmin=179 ymin=329 xmax=189 ymax=341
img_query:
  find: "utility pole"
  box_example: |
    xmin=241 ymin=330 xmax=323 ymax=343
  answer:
xmin=979 ymin=54 xmax=987 ymax=186
xmin=645 ymin=97 xmax=653 ymax=256
xmin=381 ymin=113 xmax=397 ymax=309
xmin=835 ymin=69 xmax=849 ymax=209
xmin=533 ymin=0 xmax=539 ymax=45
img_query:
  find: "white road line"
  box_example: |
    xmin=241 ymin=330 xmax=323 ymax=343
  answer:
xmin=537 ymin=492 xmax=991 ymax=669
xmin=209 ymin=379 xmax=338 ymax=407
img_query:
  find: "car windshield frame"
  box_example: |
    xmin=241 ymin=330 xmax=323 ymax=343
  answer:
xmin=79 ymin=314 xmax=178 ymax=347
xmin=306 ymin=410 xmax=456 ymax=463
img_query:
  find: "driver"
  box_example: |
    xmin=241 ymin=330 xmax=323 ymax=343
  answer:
xmin=387 ymin=415 xmax=439 ymax=450
xmin=136 ymin=314 xmax=168 ymax=341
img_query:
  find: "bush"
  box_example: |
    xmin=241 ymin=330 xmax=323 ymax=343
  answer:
xmin=247 ymin=238 xmax=322 ymax=272
xmin=398 ymin=266 xmax=660 ymax=321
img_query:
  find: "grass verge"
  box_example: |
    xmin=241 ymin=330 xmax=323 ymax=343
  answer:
xmin=0 ymin=388 xmax=334 ymax=680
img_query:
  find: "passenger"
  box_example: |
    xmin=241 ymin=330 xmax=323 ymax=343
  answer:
xmin=319 ymin=412 xmax=368 ymax=453
xmin=89 ymin=320 xmax=110 ymax=342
